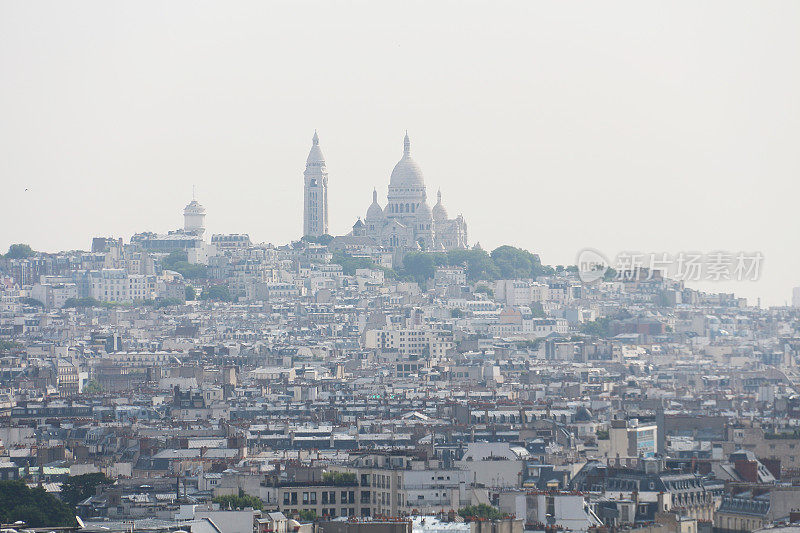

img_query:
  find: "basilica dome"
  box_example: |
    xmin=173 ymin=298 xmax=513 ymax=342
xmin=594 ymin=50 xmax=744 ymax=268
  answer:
xmin=389 ymin=133 xmax=425 ymax=189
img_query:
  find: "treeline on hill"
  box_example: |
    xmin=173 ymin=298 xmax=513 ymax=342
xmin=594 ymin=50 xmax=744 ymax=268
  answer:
xmin=333 ymin=245 xmax=561 ymax=286
xmin=0 ymin=243 xmax=36 ymax=259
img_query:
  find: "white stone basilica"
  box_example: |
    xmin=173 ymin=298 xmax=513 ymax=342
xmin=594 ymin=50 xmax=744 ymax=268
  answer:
xmin=352 ymin=132 xmax=468 ymax=253
xmin=302 ymin=131 xmax=468 ymax=259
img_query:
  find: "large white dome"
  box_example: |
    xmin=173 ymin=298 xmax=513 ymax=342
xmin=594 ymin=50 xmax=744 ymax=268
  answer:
xmin=389 ymin=133 xmax=424 ymax=188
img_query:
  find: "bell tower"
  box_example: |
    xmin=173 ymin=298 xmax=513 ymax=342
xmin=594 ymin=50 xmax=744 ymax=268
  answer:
xmin=303 ymin=130 xmax=329 ymax=237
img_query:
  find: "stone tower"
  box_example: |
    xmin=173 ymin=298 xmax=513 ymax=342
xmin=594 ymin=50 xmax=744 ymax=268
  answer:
xmin=303 ymin=130 xmax=329 ymax=237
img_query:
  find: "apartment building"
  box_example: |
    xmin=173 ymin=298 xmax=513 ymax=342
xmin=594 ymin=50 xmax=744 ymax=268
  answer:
xmin=365 ymin=329 xmax=454 ymax=357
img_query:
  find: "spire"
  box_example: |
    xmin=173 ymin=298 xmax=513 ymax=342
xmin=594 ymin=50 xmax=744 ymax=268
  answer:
xmin=437 ymin=189 xmax=442 ymax=204
xmin=306 ymin=130 xmax=325 ymax=166
xmin=403 ymin=131 xmax=410 ymax=156
xmin=373 ymin=188 xmax=378 ymax=203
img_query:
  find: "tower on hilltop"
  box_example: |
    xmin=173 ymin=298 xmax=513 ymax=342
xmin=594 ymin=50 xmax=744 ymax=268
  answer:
xmin=183 ymin=188 xmax=206 ymax=238
xmin=303 ymin=130 xmax=329 ymax=238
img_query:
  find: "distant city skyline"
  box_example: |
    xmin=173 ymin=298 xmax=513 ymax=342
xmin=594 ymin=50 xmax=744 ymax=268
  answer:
xmin=2 ymin=4 xmax=800 ymax=528
xmin=1 ymin=1 xmax=799 ymax=305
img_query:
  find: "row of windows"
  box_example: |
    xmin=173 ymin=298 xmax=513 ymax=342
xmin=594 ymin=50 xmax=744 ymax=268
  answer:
xmin=389 ymin=203 xmax=417 ymax=214
xmin=283 ymin=508 xmax=357 ymax=518
xmin=283 ymin=491 xmax=355 ymax=505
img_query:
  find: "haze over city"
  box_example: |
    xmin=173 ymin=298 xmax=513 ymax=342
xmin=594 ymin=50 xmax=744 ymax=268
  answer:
xmin=2 ymin=1 xmax=799 ymax=305
xmin=5 ymin=2 xmax=800 ymax=532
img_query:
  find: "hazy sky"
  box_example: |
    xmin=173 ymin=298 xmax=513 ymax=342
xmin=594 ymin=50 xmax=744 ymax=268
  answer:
xmin=1 ymin=1 xmax=798 ymax=305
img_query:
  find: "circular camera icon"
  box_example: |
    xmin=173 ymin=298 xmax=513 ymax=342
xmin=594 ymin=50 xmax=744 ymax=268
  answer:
xmin=576 ymin=248 xmax=610 ymax=284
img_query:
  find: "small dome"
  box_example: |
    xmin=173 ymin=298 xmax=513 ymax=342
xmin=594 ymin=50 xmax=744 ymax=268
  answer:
xmin=433 ymin=189 xmax=448 ymax=221
xmin=306 ymin=130 xmax=326 ymax=167
xmin=183 ymin=200 xmax=205 ymax=215
xmin=366 ymin=189 xmax=384 ymax=221
xmin=366 ymin=203 xmax=384 ymax=221
xmin=416 ymin=200 xmax=433 ymax=221
xmin=389 ymin=133 xmax=424 ymax=188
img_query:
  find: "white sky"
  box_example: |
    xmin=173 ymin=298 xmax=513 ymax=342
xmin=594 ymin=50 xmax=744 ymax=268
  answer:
xmin=1 ymin=1 xmax=798 ymax=305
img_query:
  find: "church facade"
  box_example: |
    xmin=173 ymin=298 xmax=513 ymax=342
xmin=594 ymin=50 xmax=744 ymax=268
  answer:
xmin=302 ymin=131 xmax=468 ymax=258
xmin=353 ymin=133 xmax=468 ymax=254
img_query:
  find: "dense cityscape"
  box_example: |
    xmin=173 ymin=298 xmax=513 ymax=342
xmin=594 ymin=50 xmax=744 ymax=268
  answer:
xmin=1 ymin=131 xmax=799 ymax=533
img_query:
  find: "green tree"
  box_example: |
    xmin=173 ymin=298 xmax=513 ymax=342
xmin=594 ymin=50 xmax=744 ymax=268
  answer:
xmin=457 ymin=504 xmax=507 ymax=521
xmin=474 ymin=283 xmax=494 ymax=298
xmin=490 ymin=245 xmax=550 ymax=279
xmin=162 ymin=251 xmax=208 ymax=279
xmin=202 ymin=284 xmax=232 ymax=302
xmin=401 ymin=252 xmax=442 ymax=285
xmin=212 ymin=490 xmax=263 ymax=510
xmin=60 ymin=473 xmax=113 ymax=507
xmin=83 ymin=380 xmax=103 ymax=395
xmin=580 ymin=317 xmax=613 ymax=337
xmin=185 ymin=286 xmax=196 ymax=301
xmin=448 ymin=248 xmax=499 ymax=281
xmin=153 ymin=297 xmax=184 ymax=309
xmin=529 ymin=302 xmax=546 ymax=318
xmin=331 ymin=252 xmax=379 ymax=275
xmin=19 ymin=297 xmax=44 ymax=307
xmin=5 ymin=244 xmax=35 ymax=259
xmin=321 ymin=471 xmax=356 ymax=485
xmin=63 ymin=297 xmax=103 ymax=309
xmin=0 ymin=480 xmax=77 ymax=527
xmin=302 ymin=234 xmax=334 ymax=245
xmin=298 ymin=509 xmax=318 ymax=522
